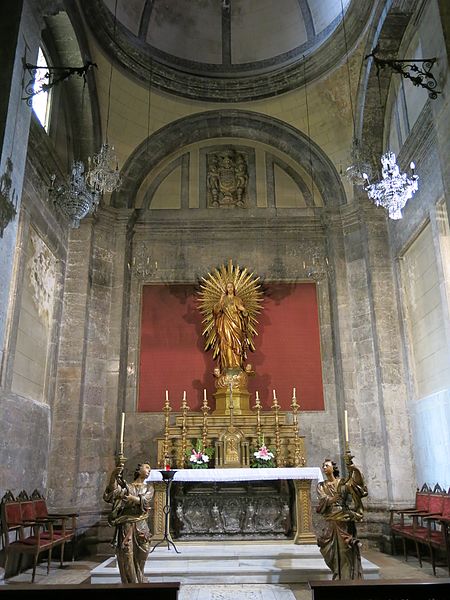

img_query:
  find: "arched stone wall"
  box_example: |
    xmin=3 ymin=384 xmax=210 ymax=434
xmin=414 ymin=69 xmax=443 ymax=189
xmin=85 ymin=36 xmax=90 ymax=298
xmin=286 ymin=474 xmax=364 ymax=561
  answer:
xmin=112 ymin=110 xmax=346 ymax=209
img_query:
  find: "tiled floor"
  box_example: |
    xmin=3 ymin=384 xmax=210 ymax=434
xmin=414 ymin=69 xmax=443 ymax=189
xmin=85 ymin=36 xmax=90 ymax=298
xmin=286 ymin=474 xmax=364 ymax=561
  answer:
xmin=1 ymin=548 xmax=449 ymax=599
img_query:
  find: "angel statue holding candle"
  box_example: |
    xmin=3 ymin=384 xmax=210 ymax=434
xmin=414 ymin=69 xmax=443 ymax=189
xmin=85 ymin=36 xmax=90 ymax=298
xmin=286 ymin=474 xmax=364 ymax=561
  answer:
xmin=316 ymin=452 xmax=368 ymax=580
xmin=103 ymin=462 xmax=154 ymax=583
xmin=198 ymin=260 xmax=263 ymax=376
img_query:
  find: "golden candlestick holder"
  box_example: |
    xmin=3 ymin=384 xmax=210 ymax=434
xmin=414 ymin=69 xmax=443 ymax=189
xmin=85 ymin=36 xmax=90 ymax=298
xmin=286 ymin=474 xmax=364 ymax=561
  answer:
xmin=162 ymin=396 xmax=172 ymax=468
xmin=180 ymin=395 xmax=190 ymax=466
xmin=252 ymin=394 xmax=262 ymax=442
xmin=271 ymin=395 xmax=282 ymax=465
xmin=201 ymin=394 xmax=210 ymax=449
xmin=291 ymin=394 xmax=304 ymax=466
xmin=116 ymin=452 xmax=126 ymax=467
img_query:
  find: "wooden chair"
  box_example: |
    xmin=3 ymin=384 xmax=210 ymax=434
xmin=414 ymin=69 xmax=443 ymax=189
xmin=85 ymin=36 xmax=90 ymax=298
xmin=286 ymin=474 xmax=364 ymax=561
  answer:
xmin=30 ymin=489 xmax=78 ymax=560
xmin=17 ymin=491 xmax=67 ymax=567
xmin=390 ymin=485 xmax=431 ymax=561
xmin=1 ymin=492 xmax=58 ymax=582
xmin=420 ymin=493 xmax=450 ymax=575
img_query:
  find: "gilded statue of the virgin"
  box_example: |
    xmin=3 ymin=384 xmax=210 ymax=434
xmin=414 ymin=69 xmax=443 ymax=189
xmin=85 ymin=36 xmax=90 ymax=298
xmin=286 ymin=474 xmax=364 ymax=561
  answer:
xmin=198 ymin=260 xmax=262 ymax=377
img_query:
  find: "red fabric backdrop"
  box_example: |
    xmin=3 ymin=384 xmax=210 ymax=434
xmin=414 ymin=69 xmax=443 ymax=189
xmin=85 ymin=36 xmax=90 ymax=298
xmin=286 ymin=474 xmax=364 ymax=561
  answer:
xmin=138 ymin=283 xmax=324 ymax=412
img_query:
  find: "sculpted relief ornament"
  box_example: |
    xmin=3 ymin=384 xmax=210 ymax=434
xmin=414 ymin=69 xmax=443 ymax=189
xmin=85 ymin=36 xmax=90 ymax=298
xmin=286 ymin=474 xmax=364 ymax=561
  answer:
xmin=28 ymin=230 xmax=56 ymax=324
xmin=207 ymin=150 xmax=249 ymax=208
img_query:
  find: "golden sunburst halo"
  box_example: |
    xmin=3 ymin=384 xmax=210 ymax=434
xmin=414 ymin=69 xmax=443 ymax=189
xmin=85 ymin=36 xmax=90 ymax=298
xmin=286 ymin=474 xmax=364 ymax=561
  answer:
xmin=198 ymin=259 xmax=263 ymax=360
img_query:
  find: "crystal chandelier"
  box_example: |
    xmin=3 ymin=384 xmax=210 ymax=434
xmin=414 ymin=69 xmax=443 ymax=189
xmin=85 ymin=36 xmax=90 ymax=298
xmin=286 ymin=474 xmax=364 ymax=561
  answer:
xmin=340 ymin=2 xmax=373 ymax=188
xmin=128 ymin=243 xmax=158 ymax=279
xmin=345 ymin=138 xmax=373 ymax=186
xmin=362 ymin=151 xmax=418 ymax=220
xmin=50 ymin=161 xmax=99 ymax=228
xmin=86 ymin=143 xmax=121 ymax=194
xmin=86 ymin=0 xmax=122 ymax=196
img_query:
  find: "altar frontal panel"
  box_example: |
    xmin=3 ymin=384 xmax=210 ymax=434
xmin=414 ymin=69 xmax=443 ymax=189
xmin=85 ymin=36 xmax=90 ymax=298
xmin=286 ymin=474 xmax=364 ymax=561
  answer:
xmin=138 ymin=283 xmax=324 ymax=412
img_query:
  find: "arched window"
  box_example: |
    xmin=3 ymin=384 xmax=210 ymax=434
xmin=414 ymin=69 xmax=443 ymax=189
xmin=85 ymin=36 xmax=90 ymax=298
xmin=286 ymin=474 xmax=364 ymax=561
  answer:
xmin=32 ymin=47 xmax=51 ymax=132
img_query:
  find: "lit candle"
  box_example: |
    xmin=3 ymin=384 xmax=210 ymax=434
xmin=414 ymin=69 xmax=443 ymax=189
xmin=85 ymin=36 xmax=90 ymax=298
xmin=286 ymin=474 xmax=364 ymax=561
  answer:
xmin=293 ymin=387 xmax=296 ymax=399
xmin=165 ymin=390 xmax=169 ymax=402
xmin=273 ymin=389 xmax=276 ymax=400
xmin=203 ymin=389 xmax=207 ymax=402
xmin=256 ymin=391 xmax=259 ymax=401
xmin=119 ymin=412 xmax=125 ymax=448
xmin=183 ymin=390 xmax=186 ymax=401
xmin=344 ymin=410 xmax=349 ymax=443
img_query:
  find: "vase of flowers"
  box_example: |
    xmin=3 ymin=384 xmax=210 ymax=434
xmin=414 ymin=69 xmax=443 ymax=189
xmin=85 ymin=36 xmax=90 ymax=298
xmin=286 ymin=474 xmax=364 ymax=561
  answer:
xmin=186 ymin=439 xmax=214 ymax=469
xmin=251 ymin=437 xmax=276 ymax=468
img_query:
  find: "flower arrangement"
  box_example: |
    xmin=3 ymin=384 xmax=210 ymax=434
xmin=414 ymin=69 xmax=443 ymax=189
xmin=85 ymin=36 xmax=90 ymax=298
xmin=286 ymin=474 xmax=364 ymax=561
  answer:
xmin=251 ymin=436 xmax=276 ymax=468
xmin=187 ymin=439 xmax=214 ymax=469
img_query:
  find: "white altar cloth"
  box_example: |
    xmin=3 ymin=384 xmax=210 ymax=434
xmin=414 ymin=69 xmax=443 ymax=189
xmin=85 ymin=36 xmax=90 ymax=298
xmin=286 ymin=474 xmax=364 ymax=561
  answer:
xmin=146 ymin=466 xmax=323 ymax=483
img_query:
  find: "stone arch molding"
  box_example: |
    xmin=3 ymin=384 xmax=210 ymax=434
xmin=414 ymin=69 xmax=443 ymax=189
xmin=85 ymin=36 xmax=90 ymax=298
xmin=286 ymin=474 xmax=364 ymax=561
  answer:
xmin=112 ymin=110 xmax=346 ymax=210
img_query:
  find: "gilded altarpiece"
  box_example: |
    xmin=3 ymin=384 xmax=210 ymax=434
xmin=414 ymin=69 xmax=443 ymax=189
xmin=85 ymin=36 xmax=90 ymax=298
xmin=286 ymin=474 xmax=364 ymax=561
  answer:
xmin=149 ymin=261 xmax=318 ymax=544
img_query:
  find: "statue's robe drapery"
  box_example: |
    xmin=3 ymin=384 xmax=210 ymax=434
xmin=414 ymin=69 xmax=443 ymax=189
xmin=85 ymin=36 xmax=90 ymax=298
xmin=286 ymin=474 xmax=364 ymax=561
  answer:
xmin=103 ymin=479 xmax=154 ymax=583
xmin=214 ymin=295 xmax=251 ymax=370
xmin=316 ymin=467 xmax=367 ymax=580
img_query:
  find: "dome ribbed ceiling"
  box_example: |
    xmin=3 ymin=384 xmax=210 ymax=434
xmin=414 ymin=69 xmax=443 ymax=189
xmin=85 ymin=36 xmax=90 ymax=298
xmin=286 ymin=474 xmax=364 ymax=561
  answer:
xmin=81 ymin=0 xmax=371 ymax=101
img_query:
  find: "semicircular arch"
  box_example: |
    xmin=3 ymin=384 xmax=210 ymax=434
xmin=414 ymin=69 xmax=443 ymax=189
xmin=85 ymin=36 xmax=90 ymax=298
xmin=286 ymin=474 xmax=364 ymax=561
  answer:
xmin=112 ymin=110 xmax=346 ymax=210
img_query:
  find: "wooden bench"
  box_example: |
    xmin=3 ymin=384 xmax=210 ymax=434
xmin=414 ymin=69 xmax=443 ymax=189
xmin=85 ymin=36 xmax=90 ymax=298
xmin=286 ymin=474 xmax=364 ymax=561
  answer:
xmin=390 ymin=483 xmax=450 ymax=575
xmin=29 ymin=489 xmax=78 ymax=560
xmin=1 ymin=490 xmax=78 ymax=582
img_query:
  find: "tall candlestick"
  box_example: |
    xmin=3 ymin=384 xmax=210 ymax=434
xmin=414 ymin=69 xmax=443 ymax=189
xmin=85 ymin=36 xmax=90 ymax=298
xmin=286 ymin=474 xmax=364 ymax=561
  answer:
xmin=344 ymin=410 xmax=349 ymax=443
xmin=119 ymin=412 xmax=125 ymax=450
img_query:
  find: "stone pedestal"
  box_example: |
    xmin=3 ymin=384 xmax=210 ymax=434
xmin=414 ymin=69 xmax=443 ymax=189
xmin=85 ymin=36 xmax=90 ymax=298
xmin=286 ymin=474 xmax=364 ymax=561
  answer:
xmin=212 ymin=367 xmax=253 ymax=415
xmin=213 ymin=388 xmax=251 ymax=415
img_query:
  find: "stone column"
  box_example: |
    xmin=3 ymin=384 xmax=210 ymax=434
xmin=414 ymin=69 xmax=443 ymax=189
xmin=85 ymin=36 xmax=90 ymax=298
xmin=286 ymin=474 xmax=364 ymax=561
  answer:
xmin=338 ymin=201 xmax=416 ymax=507
xmin=0 ymin=0 xmax=41 ymax=378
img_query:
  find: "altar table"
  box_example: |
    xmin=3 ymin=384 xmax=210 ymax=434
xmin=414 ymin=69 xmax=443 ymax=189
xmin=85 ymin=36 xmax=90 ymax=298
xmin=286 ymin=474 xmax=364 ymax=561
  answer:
xmin=147 ymin=467 xmax=323 ymax=544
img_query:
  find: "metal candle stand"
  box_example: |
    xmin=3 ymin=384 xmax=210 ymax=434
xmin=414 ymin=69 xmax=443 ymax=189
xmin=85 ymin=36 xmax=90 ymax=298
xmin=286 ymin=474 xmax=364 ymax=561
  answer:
xmin=150 ymin=470 xmax=180 ymax=554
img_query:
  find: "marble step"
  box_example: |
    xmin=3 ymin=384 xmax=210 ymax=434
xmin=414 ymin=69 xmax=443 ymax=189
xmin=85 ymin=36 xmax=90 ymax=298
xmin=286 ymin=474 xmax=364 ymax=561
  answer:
xmin=90 ymin=542 xmax=380 ymax=584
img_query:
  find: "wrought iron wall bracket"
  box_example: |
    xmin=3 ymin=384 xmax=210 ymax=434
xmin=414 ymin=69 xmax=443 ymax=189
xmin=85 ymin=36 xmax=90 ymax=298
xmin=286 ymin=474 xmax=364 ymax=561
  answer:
xmin=22 ymin=58 xmax=97 ymax=106
xmin=365 ymin=45 xmax=441 ymax=99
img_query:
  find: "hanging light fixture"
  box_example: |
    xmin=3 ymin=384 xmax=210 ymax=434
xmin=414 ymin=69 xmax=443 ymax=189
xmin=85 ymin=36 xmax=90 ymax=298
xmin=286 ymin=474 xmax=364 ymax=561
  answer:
xmin=49 ymin=78 xmax=99 ymax=228
xmin=339 ymin=0 xmax=373 ymax=186
xmin=86 ymin=0 xmax=121 ymax=195
xmin=130 ymin=58 xmax=155 ymax=279
xmin=50 ymin=161 xmax=99 ymax=228
xmin=345 ymin=138 xmax=373 ymax=187
xmin=87 ymin=143 xmax=121 ymax=194
xmin=362 ymin=152 xmax=418 ymax=220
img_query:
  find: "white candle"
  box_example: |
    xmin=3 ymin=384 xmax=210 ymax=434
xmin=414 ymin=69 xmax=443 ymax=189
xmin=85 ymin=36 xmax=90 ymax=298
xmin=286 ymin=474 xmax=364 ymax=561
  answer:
xmin=119 ymin=412 xmax=125 ymax=447
xmin=256 ymin=391 xmax=259 ymax=401
xmin=293 ymin=387 xmax=296 ymax=399
xmin=183 ymin=390 xmax=186 ymax=401
xmin=203 ymin=389 xmax=207 ymax=402
xmin=344 ymin=410 xmax=349 ymax=443
xmin=165 ymin=390 xmax=169 ymax=402
xmin=273 ymin=389 xmax=276 ymax=400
